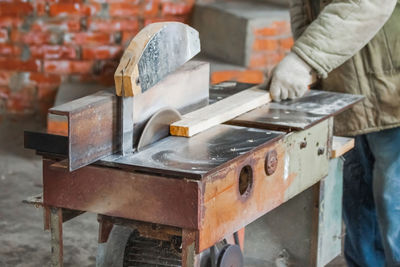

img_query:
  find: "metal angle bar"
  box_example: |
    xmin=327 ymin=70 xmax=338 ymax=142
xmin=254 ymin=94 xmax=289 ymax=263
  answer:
xmin=120 ymin=96 xmax=134 ymax=155
xmin=49 ymin=91 xmax=120 ymax=171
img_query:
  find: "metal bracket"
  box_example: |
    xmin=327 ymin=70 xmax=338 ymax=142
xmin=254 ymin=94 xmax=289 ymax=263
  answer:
xmin=119 ymin=96 xmax=134 ymax=155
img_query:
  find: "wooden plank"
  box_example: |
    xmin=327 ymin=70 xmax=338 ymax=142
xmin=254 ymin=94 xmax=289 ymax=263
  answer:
xmin=331 ymin=136 xmax=354 ymax=158
xmin=170 ymin=87 xmax=271 ymax=137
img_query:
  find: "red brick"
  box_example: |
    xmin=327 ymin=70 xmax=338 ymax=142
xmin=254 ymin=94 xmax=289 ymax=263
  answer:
xmin=253 ymin=21 xmax=291 ymax=37
xmin=7 ymin=86 xmax=36 ymax=114
xmin=87 ymin=17 xmax=139 ymax=32
xmin=109 ymin=3 xmax=140 ymax=17
xmin=100 ymin=60 xmax=118 ymax=85
xmin=0 ymin=2 xmax=33 ymax=17
xmin=37 ymin=85 xmax=58 ymax=114
xmin=161 ymin=1 xmax=193 ymax=16
xmin=0 ymin=17 xmax=23 ymax=28
xmin=252 ymin=38 xmax=279 ymax=51
xmin=0 ymin=58 xmax=41 ymax=72
xmin=143 ymin=0 xmax=160 ymax=17
xmin=211 ymin=70 xmax=265 ymax=85
xmin=37 ymin=85 xmax=58 ymax=100
xmin=64 ymin=32 xmax=113 ymax=45
xmin=30 ymin=45 xmax=77 ymax=59
xmin=249 ymin=52 xmax=284 ymax=69
xmin=47 ymin=0 xmax=84 ymax=3
xmin=0 ymin=44 xmax=22 ymax=56
xmin=31 ymin=17 xmax=81 ymax=32
xmin=74 ymin=73 xmax=98 ymax=83
xmin=0 ymin=85 xmax=36 ymax=113
xmin=28 ymin=73 xmax=62 ymax=87
xmin=0 ymin=72 xmax=61 ymax=90
xmin=0 ymin=71 xmax=13 ymax=86
xmin=0 ymin=86 xmax=9 ymax=99
xmin=76 ymin=59 xmax=118 ymax=85
xmin=34 ymin=0 xmax=47 ymax=16
xmin=89 ymin=0 xmax=139 ymax=3
xmin=121 ymin=31 xmax=139 ymax=44
xmin=0 ymin=29 xmax=8 ymax=43
xmin=279 ymin=37 xmax=294 ymax=51
xmin=11 ymin=30 xmax=62 ymax=45
xmin=82 ymin=45 xmax=123 ymax=60
xmin=44 ymin=60 xmax=93 ymax=74
xmin=254 ymin=27 xmax=277 ymax=37
xmin=49 ymin=3 xmax=100 ymax=17
xmin=144 ymin=16 xmax=187 ymax=26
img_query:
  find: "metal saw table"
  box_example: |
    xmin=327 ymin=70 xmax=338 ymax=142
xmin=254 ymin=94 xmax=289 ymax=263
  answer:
xmin=25 ymin=81 xmax=362 ymax=267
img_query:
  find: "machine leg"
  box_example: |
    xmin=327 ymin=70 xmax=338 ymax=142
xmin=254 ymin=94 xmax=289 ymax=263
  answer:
xmin=97 ymin=215 xmax=114 ymax=244
xmin=182 ymin=229 xmax=200 ymax=267
xmin=315 ymin=158 xmax=344 ymax=266
xmin=50 ymin=207 xmax=63 ymax=267
xmin=310 ymin=182 xmax=321 ymax=267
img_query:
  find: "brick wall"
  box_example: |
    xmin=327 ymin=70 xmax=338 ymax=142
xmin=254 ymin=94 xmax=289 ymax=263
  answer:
xmin=210 ymin=19 xmax=293 ymax=85
xmin=0 ymin=0 xmax=195 ymax=116
xmin=248 ymin=21 xmax=293 ymax=72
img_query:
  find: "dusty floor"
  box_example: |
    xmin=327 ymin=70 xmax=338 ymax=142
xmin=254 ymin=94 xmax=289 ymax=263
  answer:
xmin=0 ymin=115 xmax=346 ymax=267
xmin=0 ymin=116 xmax=98 ymax=267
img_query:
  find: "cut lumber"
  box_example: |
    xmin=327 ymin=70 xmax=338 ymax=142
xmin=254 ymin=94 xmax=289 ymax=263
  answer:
xmin=331 ymin=136 xmax=354 ymax=158
xmin=170 ymin=87 xmax=271 ymax=137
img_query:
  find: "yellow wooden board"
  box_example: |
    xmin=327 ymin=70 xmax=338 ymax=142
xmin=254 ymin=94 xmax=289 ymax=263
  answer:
xmin=331 ymin=136 xmax=354 ymax=158
xmin=170 ymin=87 xmax=271 ymax=137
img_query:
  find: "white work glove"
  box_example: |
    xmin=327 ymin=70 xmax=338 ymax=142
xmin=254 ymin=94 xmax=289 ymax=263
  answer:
xmin=268 ymin=52 xmax=314 ymax=102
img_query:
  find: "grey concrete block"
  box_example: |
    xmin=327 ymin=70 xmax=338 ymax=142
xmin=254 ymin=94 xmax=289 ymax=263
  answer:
xmin=251 ymin=0 xmax=289 ymax=7
xmin=195 ymin=54 xmax=246 ymax=73
xmin=192 ymin=0 xmax=290 ymax=67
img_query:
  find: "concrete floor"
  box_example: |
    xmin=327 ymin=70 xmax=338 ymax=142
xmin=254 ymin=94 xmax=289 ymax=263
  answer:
xmin=0 ymin=116 xmax=98 ymax=267
xmin=0 ymin=115 xmax=346 ymax=267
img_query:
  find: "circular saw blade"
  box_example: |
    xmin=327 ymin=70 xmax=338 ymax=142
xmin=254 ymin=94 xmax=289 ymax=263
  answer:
xmin=137 ymin=107 xmax=182 ymax=151
xmin=217 ymin=244 xmax=243 ymax=267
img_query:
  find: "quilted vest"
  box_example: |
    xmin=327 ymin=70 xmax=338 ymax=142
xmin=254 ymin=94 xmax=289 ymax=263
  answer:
xmin=306 ymin=0 xmax=400 ymax=136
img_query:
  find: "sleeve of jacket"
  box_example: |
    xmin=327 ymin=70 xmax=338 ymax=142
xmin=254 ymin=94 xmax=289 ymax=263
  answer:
xmin=291 ymin=0 xmax=397 ymax=78
xmin=289 ymin=0 xmax=310 ymax=40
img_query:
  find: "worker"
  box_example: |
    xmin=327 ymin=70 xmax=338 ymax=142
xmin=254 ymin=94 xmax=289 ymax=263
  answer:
xmin=268 ymin=0 xmax=400 ymax=266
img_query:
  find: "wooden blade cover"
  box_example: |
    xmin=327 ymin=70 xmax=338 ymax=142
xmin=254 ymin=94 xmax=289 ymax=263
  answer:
xmin=114 ymin=22 xmax=201 ymax=97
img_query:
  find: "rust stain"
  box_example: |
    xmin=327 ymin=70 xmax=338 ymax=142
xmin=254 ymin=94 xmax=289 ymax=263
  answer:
xmin=198 ymin=141 xmax=298 ymax=251
xmin=43 ymin=159 xmax=201 ymax=229
xmin=47 ymin=120 xmax=68 ymax=136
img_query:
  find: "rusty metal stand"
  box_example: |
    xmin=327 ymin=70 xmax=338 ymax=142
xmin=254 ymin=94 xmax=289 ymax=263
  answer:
xmin=49 ymin=207 xmax=63 ymax=267
xmin=182 ymin=230 xmax=200 ymax=267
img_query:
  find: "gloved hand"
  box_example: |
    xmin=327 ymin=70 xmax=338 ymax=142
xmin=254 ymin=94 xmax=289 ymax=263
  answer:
xmin=268 ymin=52 xmax=314 ymax=102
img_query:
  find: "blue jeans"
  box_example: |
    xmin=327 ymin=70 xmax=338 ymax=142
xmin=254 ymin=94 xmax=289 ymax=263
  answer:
xmin=343 ymin=127 xmax=400 ymax=267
